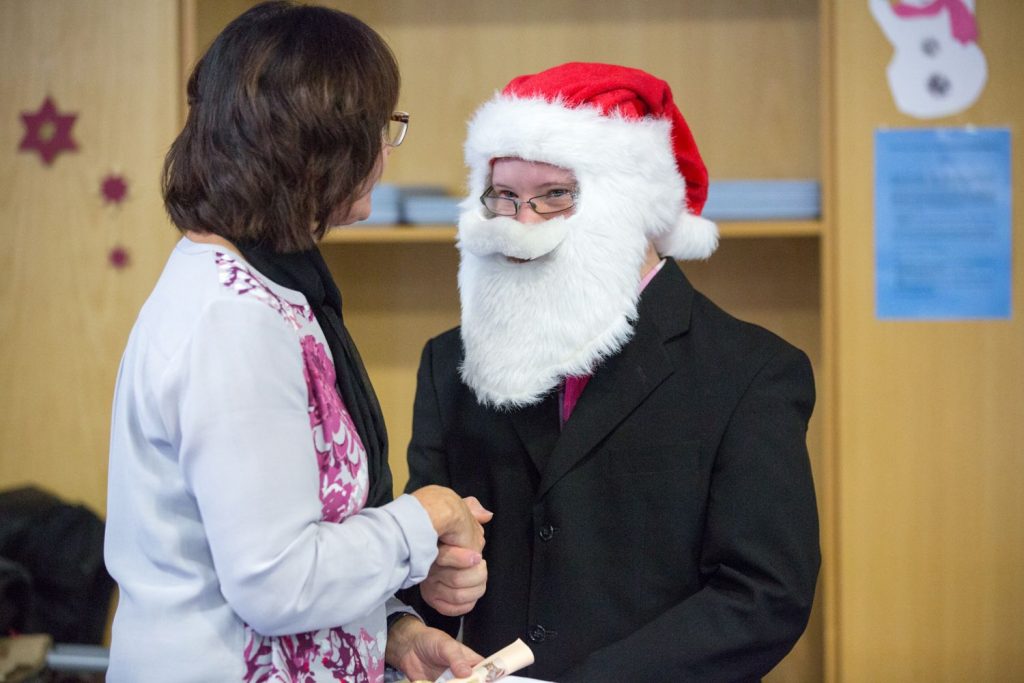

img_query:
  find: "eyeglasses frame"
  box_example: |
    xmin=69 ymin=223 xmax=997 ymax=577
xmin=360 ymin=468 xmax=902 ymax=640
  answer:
xmin=479 ymin=185 xmax=579 ymax=217
xmin=386 ymin=111 xmax=409 ymax=147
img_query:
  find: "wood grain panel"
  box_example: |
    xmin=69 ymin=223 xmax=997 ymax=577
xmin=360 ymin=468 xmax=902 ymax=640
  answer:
xmin=312 ymin=3 xmax=827 ymax=680
xmin=320 ymin=242 xmax=461 ymax=492
xmin=685 ymin=237 xmax=824 ymax=682
xmin=0 ymin=1 xmax=180 ymax=516
xmin=831 ymin=0 xmax=1024 ymax=679
xmin=328 ymin=0 xmax=820 ymax=192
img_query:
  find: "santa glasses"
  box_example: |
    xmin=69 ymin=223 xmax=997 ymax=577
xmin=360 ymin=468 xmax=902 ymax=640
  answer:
xmin=480 ymin=186 xmax=578 ymax=217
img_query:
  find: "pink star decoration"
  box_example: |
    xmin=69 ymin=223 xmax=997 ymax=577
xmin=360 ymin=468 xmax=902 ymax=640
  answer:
xmin=101 ymin=174 xmax=129 ymax=204
xmin=19 ymin=96 xmax=78 ymax=166
xmin=108 ymin=245 xmax=130 ymax=270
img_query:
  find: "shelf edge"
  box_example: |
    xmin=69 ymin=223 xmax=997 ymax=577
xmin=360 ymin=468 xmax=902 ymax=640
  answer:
xmin=321 ymin=220 xmax=822 ymax=245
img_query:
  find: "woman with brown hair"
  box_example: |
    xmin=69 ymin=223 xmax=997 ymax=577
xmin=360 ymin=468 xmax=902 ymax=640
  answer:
xmin=104 ymin=3 xmax=486 ymax=681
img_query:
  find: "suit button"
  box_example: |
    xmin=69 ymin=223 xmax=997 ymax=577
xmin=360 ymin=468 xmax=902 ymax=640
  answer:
xmin=538 ymin=524 xmax=555 ymax=541
xmin=528 ymin=624 xmax=548 ymax=643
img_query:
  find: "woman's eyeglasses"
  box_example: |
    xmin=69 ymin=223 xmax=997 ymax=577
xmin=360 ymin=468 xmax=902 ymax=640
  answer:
xmin=385 ymin=111 xmax=409 ymax=147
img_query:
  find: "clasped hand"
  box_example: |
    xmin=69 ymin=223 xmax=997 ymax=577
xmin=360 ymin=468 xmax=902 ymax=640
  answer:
xmin=411 ymin=486 xmax=492 ymax=617
xmin=390 ymin=487 xmax=492 ymax=679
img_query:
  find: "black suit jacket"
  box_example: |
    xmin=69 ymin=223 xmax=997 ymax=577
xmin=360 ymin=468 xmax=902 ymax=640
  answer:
xmin=402 ymin=260 xmax=820 ymax=682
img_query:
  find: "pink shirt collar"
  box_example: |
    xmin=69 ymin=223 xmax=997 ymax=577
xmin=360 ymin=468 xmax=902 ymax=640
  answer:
xmin=639 ymin=258 xmax=667 ymax=293
xmin=560 ymin=258 xmax=667 ymax=426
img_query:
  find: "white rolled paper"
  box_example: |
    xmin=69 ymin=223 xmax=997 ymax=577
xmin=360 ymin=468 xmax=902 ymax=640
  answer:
xmin=434 ymin=638 xmax=535 ymax=683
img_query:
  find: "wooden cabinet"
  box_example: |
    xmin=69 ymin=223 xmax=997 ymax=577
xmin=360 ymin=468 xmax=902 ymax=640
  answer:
xmin=184 ymin=1 xmax=828 ymax=679
xmin=830 ymin=2 xmax=1024 ymax=680
xmin=188 ymin=3 xmax=1024 ymax=678
xmin=252 ymin=0 xmax=829 ymax=499
xmin=0 ymin=0 xmax=181 ymax=528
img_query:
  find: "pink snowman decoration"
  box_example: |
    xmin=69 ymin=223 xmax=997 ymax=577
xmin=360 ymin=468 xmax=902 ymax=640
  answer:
xmin=870 ymin=0 xmax=987 ymax=118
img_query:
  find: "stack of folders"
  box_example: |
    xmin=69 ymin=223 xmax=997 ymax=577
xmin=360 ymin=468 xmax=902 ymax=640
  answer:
xmin=401 ymin=186 xmax=461 ymax=225
xmin=356 ymin=183 xmax=402 ymax=225
xmin=357 ymin=184 xmax=461 ymax=226
xmin=701 ymin=180 xmax=821 ymax=221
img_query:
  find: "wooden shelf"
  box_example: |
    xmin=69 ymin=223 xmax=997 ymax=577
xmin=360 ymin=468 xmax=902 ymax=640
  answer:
xmin=322 ymin=226 xmax=456 ymax=244
xmin=719 ymin=220 xmax=821 ymax=238
xmin=322 ymin=220 xmax=821 ymax=245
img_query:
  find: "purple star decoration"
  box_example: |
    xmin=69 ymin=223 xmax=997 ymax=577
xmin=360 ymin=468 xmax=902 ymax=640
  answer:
xmin=108 ymin=245 xmax=130 ymax=269
xmin=101 ymin=174 xmax=129 ymax=204
xmin=19 ymin=96 xmax=78 ymax=166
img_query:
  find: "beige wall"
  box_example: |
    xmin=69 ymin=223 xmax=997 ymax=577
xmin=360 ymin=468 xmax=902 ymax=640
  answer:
xmin=1 ymin=1 xmax=180 ymax=515
xmin=828 ymin=0 xmax=1024 ymax=679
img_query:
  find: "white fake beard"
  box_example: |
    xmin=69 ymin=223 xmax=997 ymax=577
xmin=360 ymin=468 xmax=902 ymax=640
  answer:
xmin=456 ymin=207 xmax=648 ymax=409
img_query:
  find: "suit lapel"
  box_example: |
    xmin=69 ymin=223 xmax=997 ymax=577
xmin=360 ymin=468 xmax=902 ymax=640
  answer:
xmin=536 ymin=260 xmax=694 ymax=499
xmin=508 ymin=390 xmax=561 ymax=475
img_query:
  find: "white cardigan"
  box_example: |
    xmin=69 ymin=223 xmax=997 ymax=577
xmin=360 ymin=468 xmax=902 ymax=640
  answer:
xmin=105 ymin=238 xmax=437 ymax=682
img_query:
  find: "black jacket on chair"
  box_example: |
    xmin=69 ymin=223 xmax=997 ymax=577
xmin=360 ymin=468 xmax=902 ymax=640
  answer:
xmin=402 ymin=260 xmax=820 ymax=682
xmin=0 ymin=486 xmax=114 ymax=644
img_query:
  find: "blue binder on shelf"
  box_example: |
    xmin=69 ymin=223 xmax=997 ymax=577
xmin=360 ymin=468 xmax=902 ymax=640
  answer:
xmin=702 ymin=180 xmax=820 ymax=221
xmin=399 ymin=185 xmax=460 ymax=225
xmin=356 ymin=183 xmax=401 ymax=225
xmin=403 ymin=198 xmax=461 ymax=225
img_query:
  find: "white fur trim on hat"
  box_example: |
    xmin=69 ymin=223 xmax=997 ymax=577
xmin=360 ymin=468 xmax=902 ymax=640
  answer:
xmin=463 ymin=94 xmax=718 ymax=260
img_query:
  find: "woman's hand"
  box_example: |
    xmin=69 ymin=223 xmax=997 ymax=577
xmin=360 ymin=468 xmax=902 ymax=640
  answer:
xmin=410 ymin=491 xmax=492 ymax=617
xmin=385 ymin=614 xmax=483 ymax=680
xmin=411 ymin=488 xmax=492 ymax=552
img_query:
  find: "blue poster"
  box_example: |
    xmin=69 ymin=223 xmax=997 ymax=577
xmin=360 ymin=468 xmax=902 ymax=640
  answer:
xmin=875 ymin=128 xmax=1012 ymax=320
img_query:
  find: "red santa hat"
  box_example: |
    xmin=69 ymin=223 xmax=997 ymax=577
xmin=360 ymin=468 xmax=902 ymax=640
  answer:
xmin=463 ymin=62 xmax=718 ymax=260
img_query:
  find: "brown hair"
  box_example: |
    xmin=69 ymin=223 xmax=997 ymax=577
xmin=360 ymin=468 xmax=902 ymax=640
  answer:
xmin=163 ymin=1 xmax=399 ymax=252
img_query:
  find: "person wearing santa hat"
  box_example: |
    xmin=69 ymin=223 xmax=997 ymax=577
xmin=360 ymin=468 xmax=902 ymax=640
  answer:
xmin=401 ymin=62 xmax=820 ymax=681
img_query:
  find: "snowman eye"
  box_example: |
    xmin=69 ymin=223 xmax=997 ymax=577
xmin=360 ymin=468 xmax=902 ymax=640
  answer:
xmin=927 ymin=73 xmax=952 ymax=97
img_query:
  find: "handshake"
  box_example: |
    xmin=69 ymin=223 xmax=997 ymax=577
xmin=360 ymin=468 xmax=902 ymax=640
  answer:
xmin=384 ymin=486 xmax=495 ymax=681
xmin=411 ymin=485 xmax=493 ymax=617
